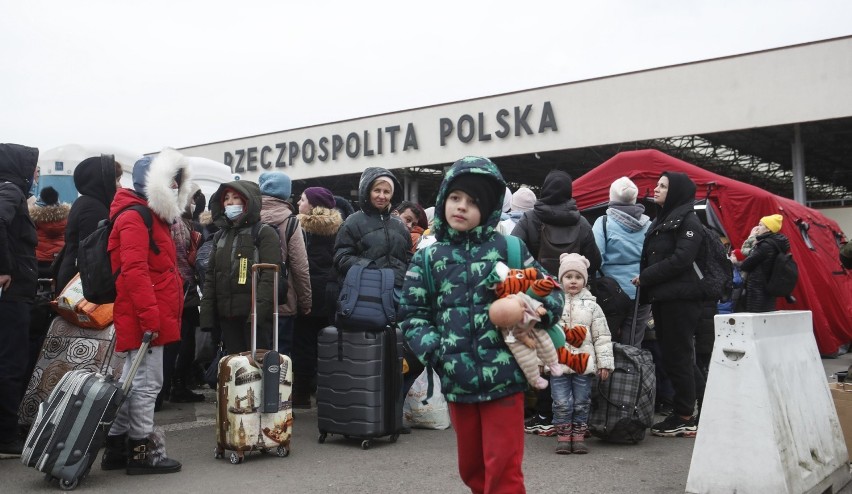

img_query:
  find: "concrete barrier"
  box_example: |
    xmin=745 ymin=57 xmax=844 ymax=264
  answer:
xmin=686 ymin=311 xmax=851 ymax=494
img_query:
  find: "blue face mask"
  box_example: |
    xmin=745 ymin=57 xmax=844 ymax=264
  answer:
xmin=224 ymin=204 xmax=243 ymax=220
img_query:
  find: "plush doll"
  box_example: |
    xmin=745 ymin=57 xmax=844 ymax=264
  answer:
xmin=485 ymin=262 xmax=564 ymax=390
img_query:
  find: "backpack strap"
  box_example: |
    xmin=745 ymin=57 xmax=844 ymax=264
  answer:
xmin=504 ymin=234 xmax=522 ymax=268
xmin=113 ymin=205 xmax=160 ymax=256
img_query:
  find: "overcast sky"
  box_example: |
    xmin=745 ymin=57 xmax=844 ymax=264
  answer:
xmin=2 ymin=1 xmax=851 ymax=159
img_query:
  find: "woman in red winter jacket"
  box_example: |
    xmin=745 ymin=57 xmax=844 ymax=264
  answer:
xmin=100 ymin=149 xmax=192 ymax=475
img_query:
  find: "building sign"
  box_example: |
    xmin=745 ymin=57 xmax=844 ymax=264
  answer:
xmin=205 ymin=99 xmax=558 ymax=181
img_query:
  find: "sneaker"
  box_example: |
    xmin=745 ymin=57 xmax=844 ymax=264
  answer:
xmin=524 ymin=415 xmax=555 ymax=437
xmin=651 ymin=414 xmax=697 ymax=438
xmin=0 ymin=439 xmax=24 ymax=459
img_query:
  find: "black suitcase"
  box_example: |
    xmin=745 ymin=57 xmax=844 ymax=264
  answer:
xmin=21 ymin=332 xmax=153 ymax=490
xmin=316 ymin=325 xmax=404 ymax=449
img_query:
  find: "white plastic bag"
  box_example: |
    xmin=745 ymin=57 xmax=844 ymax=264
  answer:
xmin=403 ymin=368 xmax=451 ymax=430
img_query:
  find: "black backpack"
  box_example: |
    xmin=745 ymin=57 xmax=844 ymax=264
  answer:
xmin=537 ymin=219 xmax=588 ymax=277
xmin=77 ymin=205 xmax=160 ymax=304
xmin=692 ymin=221 xmax=734 ymax=302
xmin=765 ymin=239 xmax=798 ymax=297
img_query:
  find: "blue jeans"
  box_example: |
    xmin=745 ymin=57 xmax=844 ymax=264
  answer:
xmin=550 ymin=373 xmax=593 ymax=426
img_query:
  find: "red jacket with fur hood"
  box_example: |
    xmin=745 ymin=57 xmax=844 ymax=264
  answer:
xmin=108 ymin=149 xmax=193 ymax=352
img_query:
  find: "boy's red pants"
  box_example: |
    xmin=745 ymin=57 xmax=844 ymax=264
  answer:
xmin=448 ymin=392 xmax=525 ymax=494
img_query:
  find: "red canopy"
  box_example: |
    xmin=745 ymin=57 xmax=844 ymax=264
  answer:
xmin=572 ymin=149 xmax=852 ymax=354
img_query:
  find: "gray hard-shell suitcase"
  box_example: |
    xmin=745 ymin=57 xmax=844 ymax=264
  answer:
xmin=21 ymin=332 xmax=153 ymax=491
xmin=316 ymin=325 xmax=404 ymax=449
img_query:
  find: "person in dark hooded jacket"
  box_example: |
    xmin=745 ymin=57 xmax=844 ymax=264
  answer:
xmin=512 ymin=169 xmax=600 ymax=436
xmin=333 ymin=167 xmax=412 ymax=290
xmin=0 ymin=143 xmax=39 ymax=458
xmin=200 ymin=180 xmax=282 ymax=353
xmin=511 ymin=170 xmax=601 ymax=277
xmin=634 ymin=171 xmax=703 ymax=438
xmin=739 ymin=214 xmax=791 ymax=312
xmin=56 ymin=155 xmax=121 ymax=291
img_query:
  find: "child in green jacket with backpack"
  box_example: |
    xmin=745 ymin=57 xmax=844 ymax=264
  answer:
xmin=398 ymin=157 xmax=563 ymax=494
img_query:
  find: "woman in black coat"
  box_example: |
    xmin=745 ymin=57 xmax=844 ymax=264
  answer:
xmin=739 ymin=214 xmax=791 ymax=312
xmin=634 ymin=171 xmax=703 ymax=438
xmin=292 ymin=187 xmax=343 ymax=407
xmin=56 ymin=155 xmax=121 ymax=291
xmin=333 ymin=167 xmax=412 ymax=290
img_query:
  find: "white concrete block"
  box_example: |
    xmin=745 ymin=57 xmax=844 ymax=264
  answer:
xmin=686 ymin=311 xmax=851 ymax=494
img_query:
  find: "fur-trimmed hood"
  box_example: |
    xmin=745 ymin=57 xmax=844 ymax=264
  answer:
xmin=298 ymin=206 xmax=342 ymax=236
xmin=136 ymin=148 xmax=193 ymax=223
xmin=29 ymin=202 xmax=71 ymax=224
xmin=199 ymin=210 xmax=213 ymax=226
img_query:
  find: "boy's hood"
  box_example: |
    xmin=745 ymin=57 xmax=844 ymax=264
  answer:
xmin=434 ymin=156 xmax=506 ymax=242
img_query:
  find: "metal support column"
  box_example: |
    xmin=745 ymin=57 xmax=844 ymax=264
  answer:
xmin=791 ymin=123 xmax=807 ymax=205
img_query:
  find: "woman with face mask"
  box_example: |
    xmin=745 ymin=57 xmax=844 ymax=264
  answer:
xmin=199 ymin=181 xmax=282 ymax=354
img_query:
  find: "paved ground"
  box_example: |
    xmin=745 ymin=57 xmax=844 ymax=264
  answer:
xmin=3 ymin=351 xmax=851 ymax=494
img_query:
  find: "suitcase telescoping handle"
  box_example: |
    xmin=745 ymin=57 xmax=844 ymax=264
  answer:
xmin=251 ymin=263 xmax=279 ymax=361
xmin=121 ymin=331 xmax=154 ymax=395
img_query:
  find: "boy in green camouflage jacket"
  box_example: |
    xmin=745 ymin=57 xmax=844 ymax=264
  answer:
xmin=398 ymin=156 xmax=563 ymax=493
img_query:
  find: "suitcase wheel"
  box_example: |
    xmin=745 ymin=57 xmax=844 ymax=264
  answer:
xmin=361 ymin=440 xmax=371 ymax=450
xmin=229 ymin=452 xmax=243 ymax=464
xmin=276 ymin=445 xmax=289 ymax=457
xmin=317 ymin=433 xmax=326 ymax=444
xmin=59 ymin=478 xmax=79 ymax=491
xmin=390 ymin=433 xmax=399 ymax=444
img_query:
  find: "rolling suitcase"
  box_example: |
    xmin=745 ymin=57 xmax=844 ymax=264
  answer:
xmin=19 ymin=318 xmax=126 ymax=428
xmin=589 ymin=286 xmax=656 ymax=443
xmin=21 ymin=331 xmax=153 ymax=491
xmin=215 ymin=263 xmax=293 ymax=464
xmin=316 ymin=325 xmax=404 ymax=449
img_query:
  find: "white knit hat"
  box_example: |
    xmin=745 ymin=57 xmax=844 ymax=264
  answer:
xmin=609 ymin=176 xmax=638 ymax=204
xmin=558 ymin=253 xmax=590 ymax=285
xmin=510 ymin=187 xmax=536 ymax=212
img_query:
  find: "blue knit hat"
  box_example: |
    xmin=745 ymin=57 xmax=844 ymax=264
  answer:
xmin=258 ymin=171 xmax=292 ymax=201
xmin=132 ymin=156 xmax=152 ymax=197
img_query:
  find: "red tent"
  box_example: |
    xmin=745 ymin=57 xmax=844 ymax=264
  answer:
xmin=572 ymin=149 xmax=852 ymax=355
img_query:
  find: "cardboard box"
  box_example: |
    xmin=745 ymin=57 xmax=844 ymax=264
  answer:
xmin=830 ymin=382 xmax=852 ymax=456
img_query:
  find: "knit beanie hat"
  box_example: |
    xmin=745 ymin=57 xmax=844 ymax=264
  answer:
xmin=502 ymin=187 xmax=512 ymax=213
xmin=132 ymin=156 xmax=152 ymax=198
xmin=304 ymin=186 xmax=336 ymax=209
xmin=511 ymin=187 xmax=536 ymax=212
xmin=447 ymin=174 xmax=501 ymax=224
xmin=609 ymin=176 xmax=638 ymax=204
xmin=558 ymin=253 xmax=590 ymax=285
xmin=38 ymin=186 xmax=59 ymax=206
xmin=258 ymin=171 xmax=292 ymax=201
xmin=760 ymin=214 xmax=783 ymax=233
xmin=372 ymin=176 xmax=395 ymax=194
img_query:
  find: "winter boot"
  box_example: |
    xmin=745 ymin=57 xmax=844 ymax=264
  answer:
xmin=572 ymin=423 xmax=589 ymax=454
xmin=291 ymin=375 xmax=312 ymax=409
xmin=126 ymin=432 xmax=181 ymax=475
xmin=169 ymin=377 xmax=205 ymax=403
xmin=555 ymin=424 xmax=573 ymax=455
xmin=101 ymin=433 xmax=128 ymax=470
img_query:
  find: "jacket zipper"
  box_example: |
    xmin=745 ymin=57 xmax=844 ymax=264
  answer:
xmin=468 ymin=239 xmax=485 ymax=388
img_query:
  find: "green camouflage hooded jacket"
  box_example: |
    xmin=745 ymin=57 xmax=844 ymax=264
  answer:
xmin=398 ymin=157 xmax=564 ymax=403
